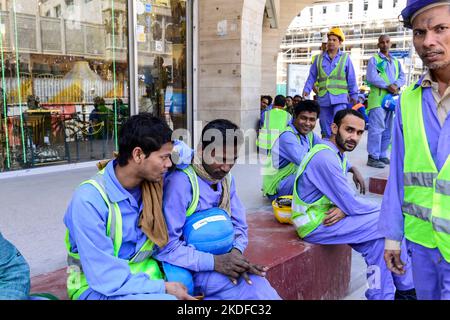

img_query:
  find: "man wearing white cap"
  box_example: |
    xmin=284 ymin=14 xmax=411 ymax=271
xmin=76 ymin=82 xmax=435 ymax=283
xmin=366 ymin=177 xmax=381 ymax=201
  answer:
xmin=380 ymin=0 xmax=450 ymax=300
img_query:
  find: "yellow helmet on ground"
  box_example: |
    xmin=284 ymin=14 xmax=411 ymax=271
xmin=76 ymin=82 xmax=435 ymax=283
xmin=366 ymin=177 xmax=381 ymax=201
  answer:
xmin=328 ymin=27 xmax=345 ymax=42
xmin=272 ymin=195 xmax=293 ymax=224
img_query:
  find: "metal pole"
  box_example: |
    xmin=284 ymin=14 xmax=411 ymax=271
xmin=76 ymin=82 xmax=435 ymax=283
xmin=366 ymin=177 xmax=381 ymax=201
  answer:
xmin=127 ymin=0 xmax=138 ymax=116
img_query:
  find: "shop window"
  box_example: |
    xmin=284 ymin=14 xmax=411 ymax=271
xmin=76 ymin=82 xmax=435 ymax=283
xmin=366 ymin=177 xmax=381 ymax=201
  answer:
xmin=0 ymin=0 xmax=129 ymax=172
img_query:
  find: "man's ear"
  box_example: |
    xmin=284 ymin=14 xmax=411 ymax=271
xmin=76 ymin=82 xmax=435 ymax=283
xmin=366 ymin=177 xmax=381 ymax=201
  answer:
xmin=131 ymin=147 xmax=144 ymax=163
xmin=331 ymin=123 xmax=339 ymax=136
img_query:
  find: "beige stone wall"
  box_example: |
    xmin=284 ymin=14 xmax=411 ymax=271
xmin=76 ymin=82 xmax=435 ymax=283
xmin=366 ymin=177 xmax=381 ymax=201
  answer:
xmin=196 ymin=0 xmax=339 ymax=132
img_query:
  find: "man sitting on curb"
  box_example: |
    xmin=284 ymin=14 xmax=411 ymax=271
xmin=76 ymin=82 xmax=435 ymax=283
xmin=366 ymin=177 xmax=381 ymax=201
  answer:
xmin=262 ymin=100 xmax=321 ymax=201
xmin=155 ymin=119 xmax=281 ymax=300
xmin=291 ymin=109 xmax=415 ymax=300
xmin=263 ymin=100 xmax=365 ymax=202
xmin=63 ymin=114 xmax=195 ymax=300
xmin=0 ymin=232 xmax=31 ymax=300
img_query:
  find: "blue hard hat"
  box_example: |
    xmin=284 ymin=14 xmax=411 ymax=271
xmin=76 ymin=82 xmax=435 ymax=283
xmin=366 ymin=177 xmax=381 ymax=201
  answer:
xmin=401 ymin=0 xmax=450 ymax=28
xmin=183 ymin=208 xmax=235 ymax=255
xmin=381 ymin=94 xmax=399 ymax=112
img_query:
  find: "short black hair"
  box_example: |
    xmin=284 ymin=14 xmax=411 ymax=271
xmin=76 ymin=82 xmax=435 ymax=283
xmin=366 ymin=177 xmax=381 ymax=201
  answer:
xmin=333 ymin=109 xmax=365 ymax=127
xmin=286 ymin=96 xmax=293 ymax=100
xmin=293 ymin=95 xmax=302 ymax=100
xmin=201 ymin=119 xmax=243 ymax=150
xmin=117 ymin=113 xmax=173 ymax=166
xmin=274 ymin=95 xmax=286 ymax=107
xmin=266 ymin=95 xmax=273 ymax=106
xmin=294 ymin=100 xmax=320 ymax=118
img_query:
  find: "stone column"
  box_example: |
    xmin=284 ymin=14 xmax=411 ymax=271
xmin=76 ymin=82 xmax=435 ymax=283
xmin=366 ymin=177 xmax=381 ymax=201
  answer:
xmin=197 ymin=0 xmax=265 ymax=132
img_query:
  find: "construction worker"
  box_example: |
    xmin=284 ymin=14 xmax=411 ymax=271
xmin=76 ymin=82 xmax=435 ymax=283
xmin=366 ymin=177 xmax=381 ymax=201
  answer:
xmin=63 ymin=114 xmax=195 ymax=300
xmin=257 ymin=95 xmax=292 ymax=152
xmin=291 ymin=109 xmax=415 ymax=300
xmin=156 ymin=119 xmax=281 ymax=300
xmin=262 ymin=100 xmax=321 ymax=201
xmin=302 ymin=27 xmax=359 ymax=139
xmin=366 ymin=35 xmax=406 ymax=169
xmin=380 ymin=0 xmax=450 ymax=300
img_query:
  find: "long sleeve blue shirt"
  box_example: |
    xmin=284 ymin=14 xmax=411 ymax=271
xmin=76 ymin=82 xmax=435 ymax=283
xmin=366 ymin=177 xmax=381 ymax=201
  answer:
xmin=271 ymin=122 xmax=321 ymax=169
xmin=297 ymin=140 xmax=379 ymax=216
xmin=63 ymin=160 xmax=166 ymax=297
xmin=379 ymin=79 xmax=450 ymax=242
xmin=154 ymin=170 xmax=248 ymax=271
xmin=366 ymin=52 xmax=406 ymax=90
xmin=303 ymin=50 xmax=359 ymax=106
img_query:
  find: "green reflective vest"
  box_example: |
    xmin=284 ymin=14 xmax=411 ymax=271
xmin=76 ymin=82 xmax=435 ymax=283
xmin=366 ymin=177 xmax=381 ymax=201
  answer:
xmin=257 ymin=108 xmax=292 ymax=150
xmin=367 ymin=53 xmax=400 ymax=112
xmin=65 ymin=169 xmax=164 ymax=300
xmin=317 ymin=52 xmax=349 ymax=97
xmin=262 ymin=127 xmax=313 ymax=197
xmin=291 ymin=144 xmax=348 ymax=238
xmin=182 ymin=165 xmax=232 ymax=217
xmin=401 ymin=84 xmax=450 ymax=262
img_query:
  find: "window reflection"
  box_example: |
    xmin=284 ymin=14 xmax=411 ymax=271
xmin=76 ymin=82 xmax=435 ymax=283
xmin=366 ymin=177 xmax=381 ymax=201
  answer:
xmin=137 ymin=0 xmax=187 ymax=131
xmin=0 ymin=0 xmax=129 ymax=171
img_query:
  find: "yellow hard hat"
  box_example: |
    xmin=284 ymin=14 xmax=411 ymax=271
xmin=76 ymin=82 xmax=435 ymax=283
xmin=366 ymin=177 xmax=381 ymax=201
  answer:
xmin=328 ymin=27 xmax=345 ymax=42
xmin=272 ymin=195 xmax=293 ymax=225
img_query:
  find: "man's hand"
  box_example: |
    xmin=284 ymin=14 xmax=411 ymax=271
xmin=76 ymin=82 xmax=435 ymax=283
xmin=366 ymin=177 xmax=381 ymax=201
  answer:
xmin=165 ymin=282 xmax=197 ymax=300
xmin=240 ymin=263 xmax=269 ymax=285
xmin=214 ymin=249 xmax=250 ymax=282
xmin=303 ymin=91 xmax=310 ymax=99
xmin=384 ymin=250 xmax=406 ymax=275
xmin=323 ymin=207 xmax=346 ymax=227
xmin=387 ymin=84 xmax=399 ymax=94
xmin=350 ymin=167 xmax=366 ymax=194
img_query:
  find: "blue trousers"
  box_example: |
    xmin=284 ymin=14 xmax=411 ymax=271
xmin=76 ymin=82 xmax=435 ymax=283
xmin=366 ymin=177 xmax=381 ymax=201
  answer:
xmin=268 ymin=173 xmax=296 ymax=202
xmin=80 ymin=289 xmax=177 ymax=300
xmin=303 ymin=212 xmax=414 ymax=300
xmin=194 ymin=271 xmax=281 ymax=300
xmin=407 ymin=241 xmax=450 ymax=300
xmin=319 ymin=104 xmax=348 ymax=138
xmin=367 ymin=107 xmax=394 ymax=159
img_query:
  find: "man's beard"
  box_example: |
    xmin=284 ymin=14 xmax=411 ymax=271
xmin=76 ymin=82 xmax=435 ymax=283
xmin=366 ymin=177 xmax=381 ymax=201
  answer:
xmin=336 ymin=132 xmax=356 ymax=152
xmin=426 ymin=59 xmax=450 ymax=70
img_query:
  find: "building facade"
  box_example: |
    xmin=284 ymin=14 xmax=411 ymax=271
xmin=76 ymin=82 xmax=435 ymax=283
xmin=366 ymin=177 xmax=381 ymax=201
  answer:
xmin=278 ymin=0 xmax=423 ymax=94
xmin=1 ymin=0 xmax=379 ymax=175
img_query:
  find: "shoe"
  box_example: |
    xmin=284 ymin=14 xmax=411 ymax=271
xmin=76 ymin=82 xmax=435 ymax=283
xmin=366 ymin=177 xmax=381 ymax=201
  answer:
xmin=380 ymin=157 xmax=390 ymax=165
xmin=395 ymin=288 xmax=417 ymax=300
xmin=367 ymin=156 xmax=386 ymax=168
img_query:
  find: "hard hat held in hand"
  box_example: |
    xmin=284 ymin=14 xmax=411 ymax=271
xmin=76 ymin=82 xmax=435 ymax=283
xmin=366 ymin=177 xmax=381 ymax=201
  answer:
xmin=382 ymin=94 xmax=399 ymax=112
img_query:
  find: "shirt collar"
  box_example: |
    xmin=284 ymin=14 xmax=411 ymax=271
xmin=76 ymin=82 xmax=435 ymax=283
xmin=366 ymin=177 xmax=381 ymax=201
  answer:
xmin=325 ymin=49 xmax=342 ymax=60
xmin=321 ymin=139 xmax=345 ymax=159
xmin=103 ymin=160 xmax=134 ymax=203
xmin=414 ymin=71 xmax=431 ymax=90
xmin=378 ymin=52 xmax=392 ymax=60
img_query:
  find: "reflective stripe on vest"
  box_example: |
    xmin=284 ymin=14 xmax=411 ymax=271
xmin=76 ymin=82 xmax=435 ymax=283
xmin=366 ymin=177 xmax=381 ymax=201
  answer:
xmin=401 ymin=84 xmax=450 ymax=255
xmin=182 ymin=165 xmax=232 ymax=217
xmin=431 ymin=157 xmax=450 ymax=262
xmin=291 ymin=144 xmax=348 ymax=238
xmin=257 ymin=109 xmax=292 ymax=150
xmin=65 ymin=169 xmax=163 ymax=300
xmin=367 ymin=53 xmax=400 ymax=111
xmin=317 ymin=52 xmax=349 ymax=97
xmin=262 ymin=128 xmax=313 ymax=197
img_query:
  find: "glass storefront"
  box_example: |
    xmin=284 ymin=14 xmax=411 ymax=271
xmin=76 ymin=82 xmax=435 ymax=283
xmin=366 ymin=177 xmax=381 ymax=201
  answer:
xmin=136 ymin=0 xmax=188 ymax=131
xmin=0 ymin=0 xmax=189 ymax=172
